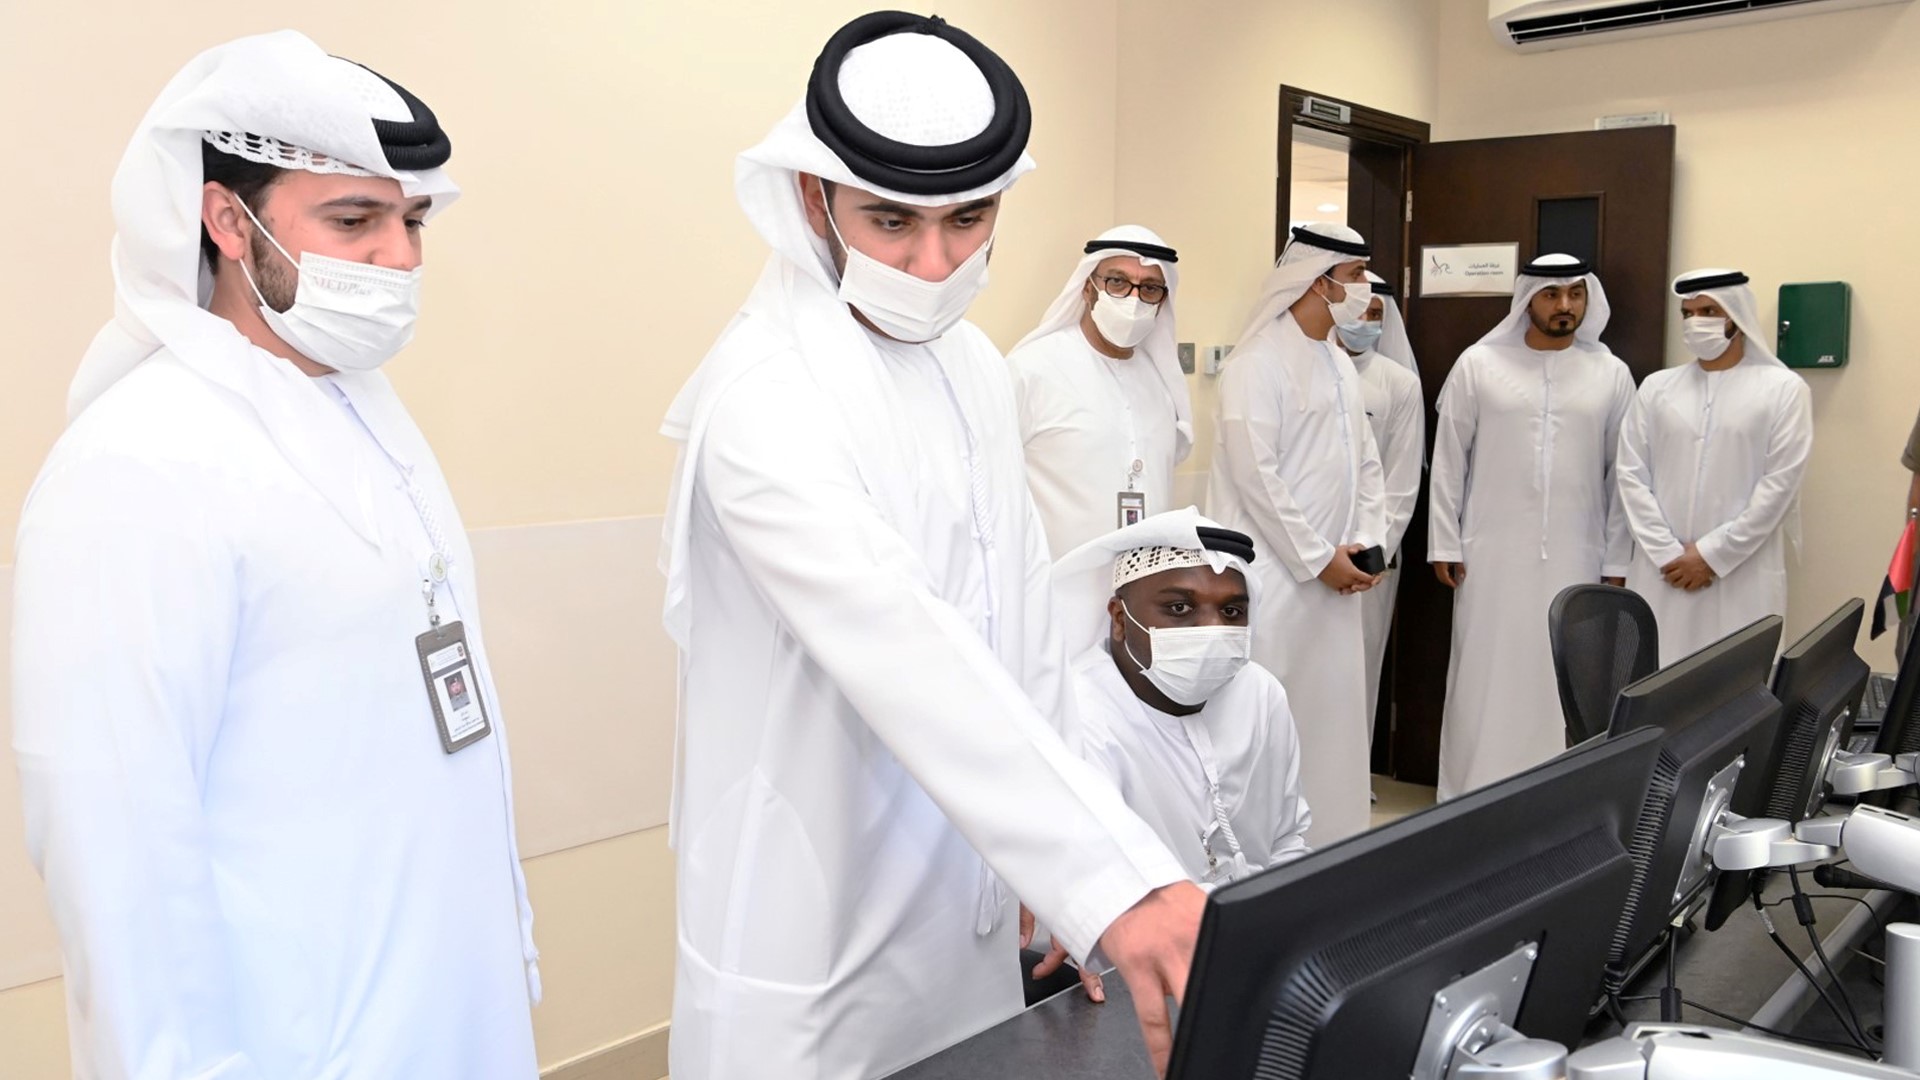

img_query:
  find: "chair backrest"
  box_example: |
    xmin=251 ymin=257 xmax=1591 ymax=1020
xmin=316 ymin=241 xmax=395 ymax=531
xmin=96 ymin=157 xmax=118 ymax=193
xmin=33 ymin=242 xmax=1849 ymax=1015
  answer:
xmin=1549 ymin=584 xmax=1661 ymax=748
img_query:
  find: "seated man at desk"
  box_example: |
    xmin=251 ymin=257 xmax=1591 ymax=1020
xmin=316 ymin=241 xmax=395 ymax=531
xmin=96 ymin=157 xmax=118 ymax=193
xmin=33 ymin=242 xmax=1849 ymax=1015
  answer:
xmin=1037 ymin=510 xmax=1315 ymax=998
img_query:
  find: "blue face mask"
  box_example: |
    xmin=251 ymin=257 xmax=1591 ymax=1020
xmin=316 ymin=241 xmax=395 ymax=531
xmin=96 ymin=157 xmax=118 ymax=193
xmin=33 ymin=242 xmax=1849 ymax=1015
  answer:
xmin=1336 ymin=319 xmax=1384 ymax=354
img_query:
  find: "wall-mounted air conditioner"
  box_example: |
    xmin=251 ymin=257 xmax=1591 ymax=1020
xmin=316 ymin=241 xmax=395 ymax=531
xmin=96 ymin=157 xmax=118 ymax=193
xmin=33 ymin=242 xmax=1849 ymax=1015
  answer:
xmin=1489 ymin=0 xmax=1911 ymax=52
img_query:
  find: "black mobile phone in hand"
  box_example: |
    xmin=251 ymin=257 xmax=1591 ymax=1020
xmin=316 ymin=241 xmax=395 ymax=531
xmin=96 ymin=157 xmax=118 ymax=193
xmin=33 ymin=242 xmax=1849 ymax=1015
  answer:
xmin=1351 ymin=545 xmax=1387 ymax=576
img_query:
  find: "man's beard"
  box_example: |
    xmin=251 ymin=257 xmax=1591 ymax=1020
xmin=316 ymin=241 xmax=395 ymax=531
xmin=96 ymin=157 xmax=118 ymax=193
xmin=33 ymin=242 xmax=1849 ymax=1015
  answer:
xmin=249 ymin=230 xmax=299 ymax=313
xmin=1530 ymin=309 xmax=1579 ymax=338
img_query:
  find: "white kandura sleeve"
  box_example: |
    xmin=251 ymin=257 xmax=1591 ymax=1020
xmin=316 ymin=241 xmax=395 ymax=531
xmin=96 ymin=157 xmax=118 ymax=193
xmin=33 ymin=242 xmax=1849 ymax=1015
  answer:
xmin=1351 ymin=405 xmax=1387 ymax=549
xmin=1015 ymin=490 xmax=1081 ymax=754
xmin=1601 ymin=364 xmax=1637 ymax=579
xmin=1614 ymin=384 xmax=1685 ymax=569
xmin=1380 ymin=373 xmax=1426 ymax=559
xmin=1074 ymin=689 xmax=1130 ymax=794
xmin=1264 ymin=682 xmax=1313 ymax=868
xmin=1008 ymin=350 xmax=1045 ymax=448
xmin=1427 ymin=357 xmax=1478 ymax=565
xmin=1215 ymin=353 xmax=1337 ymax=582
xmin=699 ymin=370 xmax=1186 ymax=963
xmin=1696 ymin=378 xmax=1815 ymax=577
xmin=12 ymin=454 xmax=263 ymax=1080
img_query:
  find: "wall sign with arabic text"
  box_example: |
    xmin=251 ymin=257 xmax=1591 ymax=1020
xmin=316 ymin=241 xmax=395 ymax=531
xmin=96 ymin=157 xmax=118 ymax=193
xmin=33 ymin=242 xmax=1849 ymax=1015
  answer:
xmin=1421 ymin=243 xmax=1519 ymax=297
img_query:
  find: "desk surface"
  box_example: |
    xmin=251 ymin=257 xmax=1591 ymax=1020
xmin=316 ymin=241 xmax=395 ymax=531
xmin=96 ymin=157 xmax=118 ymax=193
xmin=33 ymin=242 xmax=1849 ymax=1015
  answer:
xmin=891 ymin=880 xmax=1882 ymax=1078
xmin=889 ymin=975 xmax=1152 ymax=1079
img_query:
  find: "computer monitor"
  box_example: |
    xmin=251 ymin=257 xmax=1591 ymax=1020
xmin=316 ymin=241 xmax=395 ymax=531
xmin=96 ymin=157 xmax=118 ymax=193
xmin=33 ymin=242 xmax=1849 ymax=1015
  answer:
xmin=1164 ymin=726 xmax=1666 ymax=1080
xmin=1701 ymin=601 xmax=1868 ymax=931
xmin=1763 ymin=600 xmax=1869 ymax=821
xmin=1871 ymin=608 xmax=1920 ymax=761
xmin=1601 ymin=616 xmax=1783 ymax=995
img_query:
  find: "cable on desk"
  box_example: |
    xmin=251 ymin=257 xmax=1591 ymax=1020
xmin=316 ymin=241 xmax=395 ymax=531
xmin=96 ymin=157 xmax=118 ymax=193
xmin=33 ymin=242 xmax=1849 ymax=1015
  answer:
xmin=1759 ymin=891 xmax=1888 ymax=970
xmin=1750 ymin=881 xmax=1878 ymax=1057
xmin=1788 ymin=867 xmax=1878 ymax=1053
xmin=1678 ymin=997 xmax=1880 ymax=1059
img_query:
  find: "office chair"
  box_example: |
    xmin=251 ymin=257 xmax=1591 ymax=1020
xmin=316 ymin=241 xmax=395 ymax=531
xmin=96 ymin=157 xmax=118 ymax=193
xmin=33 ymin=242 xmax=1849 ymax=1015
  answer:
xmin=1549 ymin=583 xmax=1660 ymax=748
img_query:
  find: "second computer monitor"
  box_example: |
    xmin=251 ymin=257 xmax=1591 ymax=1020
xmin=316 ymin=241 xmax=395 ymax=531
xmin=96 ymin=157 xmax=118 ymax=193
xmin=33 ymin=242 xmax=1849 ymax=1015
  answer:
xmin=1762 ymin=599 xmax=1868 ymax=823
xmin=1602 ymin=616 xmax=1783 ymax=994
xmin=1697 ymin=599 xmax=1871 ymax=931
xmin=1872 ymin=606 xmax=1920 ymax=760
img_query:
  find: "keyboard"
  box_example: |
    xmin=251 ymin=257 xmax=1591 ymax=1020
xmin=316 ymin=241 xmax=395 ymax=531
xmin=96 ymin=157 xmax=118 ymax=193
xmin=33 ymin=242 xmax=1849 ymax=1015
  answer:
xmin=1849 ymin=672 xmax=1897 ymax=753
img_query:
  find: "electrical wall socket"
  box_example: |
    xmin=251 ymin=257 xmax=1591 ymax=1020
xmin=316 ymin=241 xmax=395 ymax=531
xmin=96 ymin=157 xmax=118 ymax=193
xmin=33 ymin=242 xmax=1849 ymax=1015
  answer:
xmin=1177 ymin=342 xmax=1196 ymax=374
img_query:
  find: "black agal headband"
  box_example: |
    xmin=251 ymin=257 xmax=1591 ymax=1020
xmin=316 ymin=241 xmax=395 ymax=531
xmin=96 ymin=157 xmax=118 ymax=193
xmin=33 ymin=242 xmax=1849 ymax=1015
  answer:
xmin=805 ymin=12 xmax=1031 ymax=197
xmin=339 ymin=57 xmax=451 ymax=170
xmin=1084 ymin=239 xmax=1178 ymax=263
xmin=1289 ymin=225 xmax=1370 ymax=259
xmin=1674 ymin=270 xmax=1749 ymax=294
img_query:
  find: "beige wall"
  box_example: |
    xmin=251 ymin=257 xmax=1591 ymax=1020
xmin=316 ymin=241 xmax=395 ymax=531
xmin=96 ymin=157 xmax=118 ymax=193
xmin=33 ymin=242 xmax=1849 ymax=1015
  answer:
xmin=1431 ymin=0 xmax=1920 ymax=666
xmin=1116 ymin=1 xmax=1442 ymax=479
xmin=0 ymin=0 xmax=1125 ymax=1073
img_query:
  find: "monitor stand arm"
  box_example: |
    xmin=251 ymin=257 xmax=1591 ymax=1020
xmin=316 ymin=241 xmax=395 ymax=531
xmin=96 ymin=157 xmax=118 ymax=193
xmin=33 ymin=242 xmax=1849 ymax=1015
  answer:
xmin=1828 ymin=751 xmax=1919 ymax=797
xmin=1708 ymin=812 xmax=1841 ymax=872
xmin=1566 ymin=1023 xmax=1920 ymax=1079
xmin=1711 ymin=804 xmax=1920 ymax=895
xmin=1444 ymin=1020 xmax=1567 ymax=1079
xmin=1699 ymin=805 xmax=1920 ymax=1073
xmin=1411 ymin=942 xmax=1570 ymax=1080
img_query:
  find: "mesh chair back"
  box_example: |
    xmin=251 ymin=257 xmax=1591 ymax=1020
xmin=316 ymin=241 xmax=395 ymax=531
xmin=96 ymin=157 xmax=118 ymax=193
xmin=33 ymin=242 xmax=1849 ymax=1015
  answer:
xmin=1550 ymin=584 xmax=1660 ymax=748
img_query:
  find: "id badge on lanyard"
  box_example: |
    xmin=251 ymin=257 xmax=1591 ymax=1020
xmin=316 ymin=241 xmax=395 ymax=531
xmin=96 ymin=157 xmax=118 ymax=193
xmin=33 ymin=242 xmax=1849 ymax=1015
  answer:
xmin=327 ymin=380 xmax=494 ymax=755
xmin=413 ymin=554 xmax=493 ymax=754
xmin=1117 ymin=456 xmax=1146 ymax=528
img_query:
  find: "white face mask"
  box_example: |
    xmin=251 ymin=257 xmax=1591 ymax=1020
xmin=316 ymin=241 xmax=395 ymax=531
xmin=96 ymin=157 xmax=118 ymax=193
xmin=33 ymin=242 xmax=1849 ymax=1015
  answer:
xmin=1090 ymin=289 xmax=1160 ymax=350
xmin=1683 ymin=315 xmax=1734 ymax=361
xmin=1121 ymin=602 xmax=1251 ymax=707
xmin=825 ymin=202 xmax=992 ymax=344
xmin=235 ymin=198 xmax=422 ymax=372
xmin=1321 ymin=275 xmax=1373 ymax=326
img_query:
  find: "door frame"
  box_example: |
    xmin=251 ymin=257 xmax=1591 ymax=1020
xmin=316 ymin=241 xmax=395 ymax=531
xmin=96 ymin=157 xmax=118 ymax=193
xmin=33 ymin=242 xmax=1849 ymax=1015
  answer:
xmin=1275 ymin=86 xmax=1431 ymax=279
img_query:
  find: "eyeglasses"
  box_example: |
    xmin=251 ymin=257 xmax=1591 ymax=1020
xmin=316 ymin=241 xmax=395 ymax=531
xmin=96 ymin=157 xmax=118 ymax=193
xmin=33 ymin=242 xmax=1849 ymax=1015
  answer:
xmin=1092 ymin=273 xmax=1168 ymax=306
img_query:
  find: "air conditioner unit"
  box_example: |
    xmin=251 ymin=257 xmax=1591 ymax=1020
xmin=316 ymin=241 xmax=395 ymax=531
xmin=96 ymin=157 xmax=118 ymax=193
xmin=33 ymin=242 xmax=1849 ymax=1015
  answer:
xmin=1489 ymin=0 xmax=1911 ymax=52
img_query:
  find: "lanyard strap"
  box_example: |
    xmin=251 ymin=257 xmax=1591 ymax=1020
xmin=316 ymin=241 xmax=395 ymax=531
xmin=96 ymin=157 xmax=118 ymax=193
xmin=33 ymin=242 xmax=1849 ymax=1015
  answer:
xmin=323 ymin=380 xmax=454 ymax=625
xmin=1097 ymin=354 xmax=1146 ymax=490
xmin=1181 ymin=715 xmax=1248 ymax=876
xmin=927 ymin=352 xmax=1000 ymax=649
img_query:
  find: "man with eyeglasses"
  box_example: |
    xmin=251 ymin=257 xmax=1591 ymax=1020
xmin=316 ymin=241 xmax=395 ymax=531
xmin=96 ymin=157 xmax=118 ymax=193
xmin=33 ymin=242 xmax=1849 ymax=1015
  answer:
xmin=1009 ymin=226 xmax=1193 ymax=557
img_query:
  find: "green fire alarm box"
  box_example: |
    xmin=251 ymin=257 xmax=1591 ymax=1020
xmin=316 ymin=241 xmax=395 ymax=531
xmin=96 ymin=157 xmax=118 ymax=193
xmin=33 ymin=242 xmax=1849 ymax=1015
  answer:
xmin=1777 ymin=282 xmax=1850 ymax=369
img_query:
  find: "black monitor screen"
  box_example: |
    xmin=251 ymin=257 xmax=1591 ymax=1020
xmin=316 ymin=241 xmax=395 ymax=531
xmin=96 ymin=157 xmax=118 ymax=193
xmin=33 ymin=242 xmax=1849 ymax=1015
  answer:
xmin=1872 ymin=611 xmax=1920 ymax=762
xmin=1763 ymin=600 xmax=1867 ymax=822
xmin=1165 ymin=727 xmax=1665 ymax=1080
xmin=1701 ymin=601 xmax=1866 ymax=931
xmin=1603 ymin=617 xmax=1782 ymax=991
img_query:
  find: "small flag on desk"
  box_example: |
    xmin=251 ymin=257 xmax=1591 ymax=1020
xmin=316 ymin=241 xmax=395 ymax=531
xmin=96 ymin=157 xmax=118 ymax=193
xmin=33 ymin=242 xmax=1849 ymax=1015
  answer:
xmin=1871 ymin=518 xmax=1917 ymax=639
